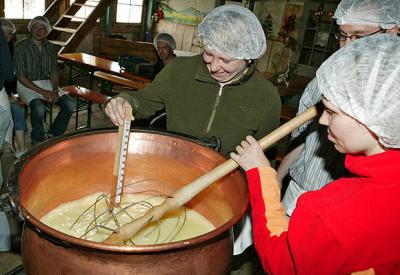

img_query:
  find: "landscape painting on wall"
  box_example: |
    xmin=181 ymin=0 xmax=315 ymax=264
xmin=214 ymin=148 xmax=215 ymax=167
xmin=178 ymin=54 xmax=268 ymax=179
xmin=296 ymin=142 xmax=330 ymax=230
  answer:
xmin=160 ymin=0 xmax=216 ymax=25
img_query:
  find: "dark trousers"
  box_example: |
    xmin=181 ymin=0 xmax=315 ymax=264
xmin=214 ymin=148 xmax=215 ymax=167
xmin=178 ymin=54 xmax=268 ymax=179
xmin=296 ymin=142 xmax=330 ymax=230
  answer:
xmin=30 ymin=95 xmax=75 ymax=143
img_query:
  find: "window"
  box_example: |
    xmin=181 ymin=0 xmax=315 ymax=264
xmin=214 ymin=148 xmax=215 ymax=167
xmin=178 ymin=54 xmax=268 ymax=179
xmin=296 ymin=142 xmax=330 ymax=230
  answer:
xmin=116 ymin=0 xmax=143 ymax=24
xmin=4 ymin=0 xmax=45 ymax=19
xmin=69 ymin=0 xmax=96 ymax=21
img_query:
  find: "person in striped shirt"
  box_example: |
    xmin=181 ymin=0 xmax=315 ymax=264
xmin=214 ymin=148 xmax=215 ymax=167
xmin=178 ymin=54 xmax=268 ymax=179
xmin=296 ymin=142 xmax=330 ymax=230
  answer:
xmin=277 ymin=0 xmax=400 ymax=216
xmin=14 ymin=16 xmax=74 ymax=145
xmin=231 ymin=34 xmax=400 ymax=275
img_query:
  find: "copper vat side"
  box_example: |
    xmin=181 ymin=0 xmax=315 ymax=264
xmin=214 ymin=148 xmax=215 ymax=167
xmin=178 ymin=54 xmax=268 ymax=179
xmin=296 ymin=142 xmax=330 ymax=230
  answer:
xmin=10 ymin=129 xmax=249 ymax=274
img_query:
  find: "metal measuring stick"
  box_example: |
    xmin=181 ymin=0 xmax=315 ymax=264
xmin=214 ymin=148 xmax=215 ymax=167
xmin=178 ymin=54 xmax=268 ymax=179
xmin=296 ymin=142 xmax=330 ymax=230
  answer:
xmin=111 ymin=106 xmax=134 ymax=207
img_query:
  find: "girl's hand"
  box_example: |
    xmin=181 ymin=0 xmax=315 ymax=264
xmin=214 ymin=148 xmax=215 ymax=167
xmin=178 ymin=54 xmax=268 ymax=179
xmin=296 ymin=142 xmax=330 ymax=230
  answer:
xmin=230 ymin=136 xmax=270 ymax=171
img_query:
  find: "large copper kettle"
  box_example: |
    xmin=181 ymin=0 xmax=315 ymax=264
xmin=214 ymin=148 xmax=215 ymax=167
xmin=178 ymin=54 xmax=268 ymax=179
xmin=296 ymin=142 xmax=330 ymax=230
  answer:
xmin=7 ymin=129 xmax=249 ymax=275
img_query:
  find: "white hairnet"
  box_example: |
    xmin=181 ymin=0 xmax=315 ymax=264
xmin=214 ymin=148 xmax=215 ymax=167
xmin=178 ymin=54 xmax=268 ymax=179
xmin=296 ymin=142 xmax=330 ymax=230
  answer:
xmin=153 ymin=33 xmax=176 ymax=50
xmin=317 ymin=34 xmax=400 ymax=148
xmin=333 ymin=0 xmax=400 ymax=29
xmin=198 ymin=5 xmax=266 ymax=60
xmin=0 ymin=18 xmax=16 ymax=34
xmin=28 ymin=16 xmax=51 ymax=33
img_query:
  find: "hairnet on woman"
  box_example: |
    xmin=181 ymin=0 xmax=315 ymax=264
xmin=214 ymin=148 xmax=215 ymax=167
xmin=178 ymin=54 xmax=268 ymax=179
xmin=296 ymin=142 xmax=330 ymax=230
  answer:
xmin=317 ymin=34 xmax=400 ymax=148
xmin=198 ymin=4 xmax=266 ymax=60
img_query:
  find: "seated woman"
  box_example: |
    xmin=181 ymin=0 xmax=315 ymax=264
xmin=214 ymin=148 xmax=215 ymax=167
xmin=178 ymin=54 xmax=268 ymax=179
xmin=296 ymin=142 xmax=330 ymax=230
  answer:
xmin=231 ymin=35 xmax=400 ymax=274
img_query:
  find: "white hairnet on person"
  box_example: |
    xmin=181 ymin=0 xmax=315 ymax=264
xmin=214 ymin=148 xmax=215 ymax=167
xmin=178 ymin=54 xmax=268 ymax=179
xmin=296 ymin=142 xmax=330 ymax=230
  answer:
xmin=317 ymin=34 xmax=400 ymax=148
xmin=153 ymin=33 xmax=176 ymax=50
xmin=333 ymin=0 xmax=400 ymax=29
xmin=28 ymin=16 xmax=51 ymax=33
xmin=198 ymin=5 xmax=266 ymax=60
xmin=0 ymin=18 xmax=16 ymax=34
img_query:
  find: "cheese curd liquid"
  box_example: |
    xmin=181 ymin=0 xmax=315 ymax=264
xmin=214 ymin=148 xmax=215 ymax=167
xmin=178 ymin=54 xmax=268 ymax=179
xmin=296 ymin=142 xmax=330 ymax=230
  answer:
xmin=41 ymin=192 xmax=215 ymax=245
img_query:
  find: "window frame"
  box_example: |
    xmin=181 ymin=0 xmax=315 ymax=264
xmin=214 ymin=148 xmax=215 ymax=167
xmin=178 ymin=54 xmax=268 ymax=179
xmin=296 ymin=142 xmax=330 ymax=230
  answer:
xmin=0 ymin=0 xmax=146 ymax=25
xmin=2 ymin=0 xmax=46 ymax=19
xmin=115 ymin=0 xmax=144 ymax=25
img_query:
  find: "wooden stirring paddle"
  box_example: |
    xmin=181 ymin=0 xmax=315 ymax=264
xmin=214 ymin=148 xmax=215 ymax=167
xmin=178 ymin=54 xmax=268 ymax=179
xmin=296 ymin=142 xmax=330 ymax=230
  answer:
xmin=105 ymin=106 xmax=318 ymax=244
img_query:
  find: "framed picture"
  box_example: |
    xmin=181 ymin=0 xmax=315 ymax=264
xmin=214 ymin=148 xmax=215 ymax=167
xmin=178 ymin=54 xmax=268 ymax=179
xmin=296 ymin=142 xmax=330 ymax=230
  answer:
xmin=160 ymin=0 xmax=216 ymax=26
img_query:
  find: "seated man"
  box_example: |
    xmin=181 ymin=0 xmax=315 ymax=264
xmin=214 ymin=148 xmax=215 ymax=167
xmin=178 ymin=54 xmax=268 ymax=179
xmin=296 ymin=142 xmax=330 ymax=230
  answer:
xmin=152 ymin=33 xmax=177 ymax=78
xmin=14 ymin=16 xmax=74 ymax=145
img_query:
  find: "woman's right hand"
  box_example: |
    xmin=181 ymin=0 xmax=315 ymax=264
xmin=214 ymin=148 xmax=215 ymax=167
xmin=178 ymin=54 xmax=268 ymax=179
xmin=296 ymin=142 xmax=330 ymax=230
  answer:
xmin=230 ymin=136 xmax=270 ymax=171
xmin=104 ymin=97 xmax=133 ymax=126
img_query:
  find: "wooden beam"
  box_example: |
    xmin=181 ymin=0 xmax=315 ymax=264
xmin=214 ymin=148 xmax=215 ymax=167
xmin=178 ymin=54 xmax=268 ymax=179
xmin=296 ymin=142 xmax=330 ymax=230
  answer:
xmin=0 ymin=1 xmax=4 ymax=17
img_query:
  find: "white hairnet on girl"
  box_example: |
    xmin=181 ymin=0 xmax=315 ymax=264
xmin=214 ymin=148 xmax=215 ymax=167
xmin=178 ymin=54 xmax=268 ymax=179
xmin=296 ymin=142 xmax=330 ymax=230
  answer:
xmin=198 ymin=5 xmax=266 ymax=60
xmin=317 ymin=34 xmax=400 ymax=148
xmin=28 ymin=16 xmax=51 ymax=33
xmin=0 ymin=18 xmax=16 ymax=34
xmin=153 ymin=33 xmax=176 ymax=50
xmin=333 ymin=0 xmax=400 ymax=29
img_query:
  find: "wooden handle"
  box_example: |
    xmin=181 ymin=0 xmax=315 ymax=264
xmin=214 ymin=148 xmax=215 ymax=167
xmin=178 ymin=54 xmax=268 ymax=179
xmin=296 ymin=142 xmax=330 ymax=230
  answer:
xmin=104 ymin=106 xmax=318 ymax=243
xmin=173 ymin=106 xmax=318 ymax=206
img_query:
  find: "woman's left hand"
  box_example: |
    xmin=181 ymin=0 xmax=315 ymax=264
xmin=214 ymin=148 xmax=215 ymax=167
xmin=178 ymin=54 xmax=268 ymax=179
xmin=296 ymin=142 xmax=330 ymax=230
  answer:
xmin=230 ymin=136 xmax=270 ymax=171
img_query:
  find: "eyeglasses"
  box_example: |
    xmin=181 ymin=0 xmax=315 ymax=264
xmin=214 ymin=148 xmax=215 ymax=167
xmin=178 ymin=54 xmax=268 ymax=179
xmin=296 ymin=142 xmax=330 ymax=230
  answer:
xmin=334 ymin=28 xmax=386 ymax=41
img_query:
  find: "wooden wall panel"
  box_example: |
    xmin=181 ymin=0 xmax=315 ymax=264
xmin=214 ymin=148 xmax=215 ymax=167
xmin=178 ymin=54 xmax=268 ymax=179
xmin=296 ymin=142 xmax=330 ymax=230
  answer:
xmin=267 ymin=41 xmax=284 ymax=72
xmin=181 ymin=27 xmax=194 ymax=51
xmin=155 ymin=19 xmax=295 ymax=73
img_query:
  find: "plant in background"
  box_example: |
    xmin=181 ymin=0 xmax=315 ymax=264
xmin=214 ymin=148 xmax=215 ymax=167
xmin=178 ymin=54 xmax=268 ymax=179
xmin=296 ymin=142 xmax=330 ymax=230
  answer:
xmin=152 ymin=7 xmax=164 ymax=23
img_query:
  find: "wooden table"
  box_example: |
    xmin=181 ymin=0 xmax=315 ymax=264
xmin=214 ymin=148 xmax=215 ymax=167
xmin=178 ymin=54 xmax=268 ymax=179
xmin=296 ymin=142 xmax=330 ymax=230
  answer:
xmin=93 ymin=71 xmax=147 ymax=91
xmin=59 ymin=53 xmax=151 ymax=88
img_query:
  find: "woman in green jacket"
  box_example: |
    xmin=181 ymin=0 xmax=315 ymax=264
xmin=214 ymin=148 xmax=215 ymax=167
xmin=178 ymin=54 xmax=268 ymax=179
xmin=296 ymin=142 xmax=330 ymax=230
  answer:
xmin=105 ymin=5 xmax=281 ymax=263
xmin=105 ymin=5 xmax=281 ymax=156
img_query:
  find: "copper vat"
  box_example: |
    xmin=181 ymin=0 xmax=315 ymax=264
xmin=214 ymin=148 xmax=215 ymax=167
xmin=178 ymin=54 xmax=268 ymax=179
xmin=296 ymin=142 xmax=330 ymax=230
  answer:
xmin=8 ymin=129 xmax=249 ymax=275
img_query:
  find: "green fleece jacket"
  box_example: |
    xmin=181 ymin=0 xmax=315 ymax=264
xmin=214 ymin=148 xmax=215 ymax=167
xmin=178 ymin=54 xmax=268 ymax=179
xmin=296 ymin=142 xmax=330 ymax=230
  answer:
xmin=117 ymin=54 xmax=281 ymax=155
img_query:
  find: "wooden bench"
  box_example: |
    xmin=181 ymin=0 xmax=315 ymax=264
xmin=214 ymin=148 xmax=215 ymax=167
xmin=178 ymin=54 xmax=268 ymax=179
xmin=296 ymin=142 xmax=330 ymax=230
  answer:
xmin=96 ymin=38 xmax=159 ymax=63
xmin=93 ymin=71 xmax=147 ymax=92
xmin=63 ymin=85 xmax=111 ymax=129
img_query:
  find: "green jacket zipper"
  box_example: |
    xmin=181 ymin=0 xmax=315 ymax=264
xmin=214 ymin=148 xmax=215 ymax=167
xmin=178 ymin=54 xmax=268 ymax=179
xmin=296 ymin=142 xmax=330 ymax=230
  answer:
xmin=205 ymin=85 xmax=223 ymax=135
